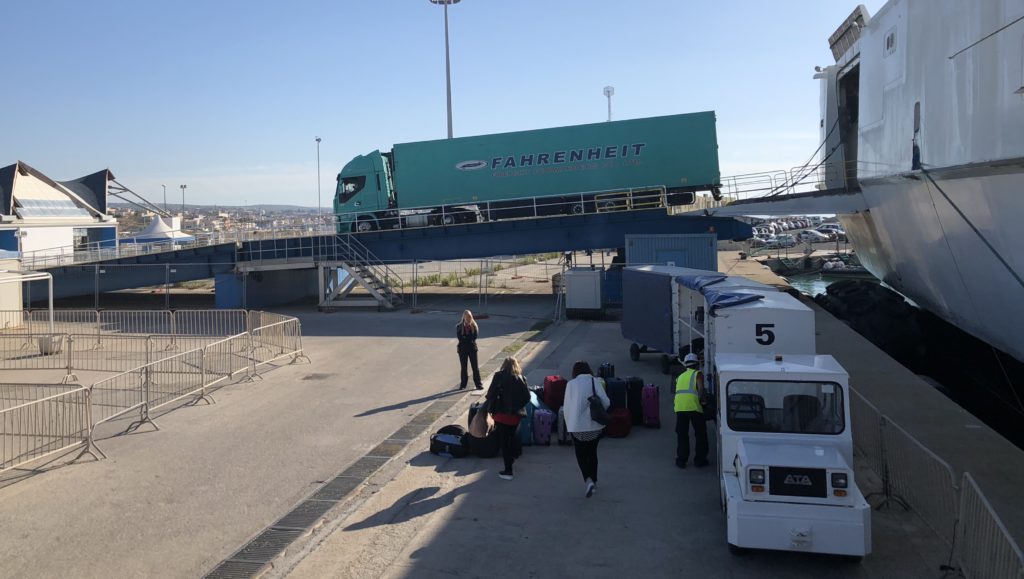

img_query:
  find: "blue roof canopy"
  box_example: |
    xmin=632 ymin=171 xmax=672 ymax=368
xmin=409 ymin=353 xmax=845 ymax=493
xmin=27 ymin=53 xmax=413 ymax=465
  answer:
xmin=704 ymin=290 xmax=765 ymax=312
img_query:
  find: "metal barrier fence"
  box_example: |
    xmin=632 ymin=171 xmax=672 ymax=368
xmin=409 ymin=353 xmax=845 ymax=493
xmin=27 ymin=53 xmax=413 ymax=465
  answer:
xmin=882 ymin=418 xmax=960 ymax=545
xmin=0 ymin=309 xmax=249 ymax=338
xmin=955 ymin=473 xmax=1024 ymax=579
xmin=0 ymin=334 xmax=68 ymax=372
xmin=251 ymin=319 xmax=303 ymax=368
xmin=851 ymin=387 xmax=1023 ymax=577
xmin=1 ymin=384 xmax=95 ymax=471
xmin=202 ymin=334 xmax=252 ymax=387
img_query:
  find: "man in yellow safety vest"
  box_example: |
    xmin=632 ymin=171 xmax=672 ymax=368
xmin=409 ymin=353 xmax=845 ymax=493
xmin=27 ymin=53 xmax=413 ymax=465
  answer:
xmin=675 ymin=353 xmax=709 ymax=469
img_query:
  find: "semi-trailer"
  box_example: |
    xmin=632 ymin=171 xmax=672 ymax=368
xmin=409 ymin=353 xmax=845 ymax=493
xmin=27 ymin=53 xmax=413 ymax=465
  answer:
xmin=333 ymin=112 xmax=721 ymax=232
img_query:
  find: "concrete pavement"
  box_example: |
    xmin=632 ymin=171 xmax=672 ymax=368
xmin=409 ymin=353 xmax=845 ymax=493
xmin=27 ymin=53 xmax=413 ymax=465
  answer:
xmin=279 ymin=321 xmax=945 ymax=579
xmin=0 ymin=297 xmax=551 ymax=578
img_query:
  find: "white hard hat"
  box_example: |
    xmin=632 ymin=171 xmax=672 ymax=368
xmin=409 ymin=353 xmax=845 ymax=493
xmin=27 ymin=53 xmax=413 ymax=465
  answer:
xmin=683 ymin=353 xmax=699 ymax=365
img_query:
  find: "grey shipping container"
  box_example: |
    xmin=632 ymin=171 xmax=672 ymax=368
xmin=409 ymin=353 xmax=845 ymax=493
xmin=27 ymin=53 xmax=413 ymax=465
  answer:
xmin=624 ymin=234 xmax=716 ymax=269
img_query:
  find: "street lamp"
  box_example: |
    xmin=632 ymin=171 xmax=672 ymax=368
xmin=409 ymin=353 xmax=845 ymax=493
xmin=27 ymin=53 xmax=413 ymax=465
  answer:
xmin=429 ymin=0 xmax=460 ymax=139
xmin=161 ymin=184 xmax=167 ymax=211
xmin=315 ymin=136 xmax=322 ymax=224
xmin=604 ymin=86 xmax=615 ymax=122
xmin=179 ymin=184 xmax=187 ymax=216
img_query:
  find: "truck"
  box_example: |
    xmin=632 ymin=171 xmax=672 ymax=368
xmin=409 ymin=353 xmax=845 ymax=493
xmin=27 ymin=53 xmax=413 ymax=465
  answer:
xmin=686 ymin=283 xmax=871 ymax=558
xmin=334 ymin=112 xmax=721 ymax=232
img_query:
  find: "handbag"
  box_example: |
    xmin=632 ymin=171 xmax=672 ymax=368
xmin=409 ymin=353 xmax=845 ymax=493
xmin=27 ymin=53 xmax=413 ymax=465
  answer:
xmin=588 ymin=377 xmax=609 ymax=425
xmin=469 ymin=400 xmax=494 ymax=438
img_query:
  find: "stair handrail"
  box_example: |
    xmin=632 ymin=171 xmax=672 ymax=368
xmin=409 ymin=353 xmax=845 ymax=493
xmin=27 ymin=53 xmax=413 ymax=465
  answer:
xmin=333 ymin=234 xmax=404 ymax=304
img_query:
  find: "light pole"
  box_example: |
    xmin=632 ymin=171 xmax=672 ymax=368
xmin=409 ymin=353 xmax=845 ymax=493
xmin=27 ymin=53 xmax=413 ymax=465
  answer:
xmin=604 ymin=86 xmax=614 ymax=122
xmin=315 ymin=136 xmax=322 ymax=224
xmin=429 ymin=0 xmax=460 ymax=139
xmin=179 ymin=184 xmax=187 ymax=216
xmin=161 ymin=184 xmax=167 ymax=211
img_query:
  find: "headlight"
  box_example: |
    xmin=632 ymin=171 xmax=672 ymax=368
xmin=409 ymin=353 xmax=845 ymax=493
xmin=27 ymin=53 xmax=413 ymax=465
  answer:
xmin=831 ymin=472 xmax=848 ymax=489
xmin=749 ymin=468 xmax=765 ymax=485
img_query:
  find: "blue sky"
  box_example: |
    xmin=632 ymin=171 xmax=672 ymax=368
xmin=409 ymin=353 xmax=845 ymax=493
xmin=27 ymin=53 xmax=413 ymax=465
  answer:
xmin=1 ymin=0 xmax=884 ymax=208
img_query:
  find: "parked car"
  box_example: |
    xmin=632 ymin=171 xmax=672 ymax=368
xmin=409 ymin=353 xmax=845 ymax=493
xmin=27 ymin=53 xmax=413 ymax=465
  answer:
xmin=797 ymin=229 xmax=831 ymax=243
xmin=765 ymin=234 xmax=797 ymax=249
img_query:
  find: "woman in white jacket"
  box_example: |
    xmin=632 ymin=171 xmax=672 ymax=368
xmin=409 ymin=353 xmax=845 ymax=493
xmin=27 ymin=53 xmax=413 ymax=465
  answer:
xmin=563 ymin=361 xmax=611 ymax=498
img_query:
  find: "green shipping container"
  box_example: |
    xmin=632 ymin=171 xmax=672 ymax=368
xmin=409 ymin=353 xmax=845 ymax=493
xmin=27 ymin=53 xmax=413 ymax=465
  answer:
xmin=335 ymin=112 xmax=719 ymax=231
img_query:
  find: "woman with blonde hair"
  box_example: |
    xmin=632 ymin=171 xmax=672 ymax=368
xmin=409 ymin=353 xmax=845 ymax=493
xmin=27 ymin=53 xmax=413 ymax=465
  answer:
xmin=456 ymin=310 xmax=482 ymax=390
xmin=485 ymin=356 xmax=530 ymax=480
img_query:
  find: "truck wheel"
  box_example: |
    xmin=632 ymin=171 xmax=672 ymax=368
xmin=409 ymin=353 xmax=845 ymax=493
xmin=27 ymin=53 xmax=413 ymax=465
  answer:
xmin=629 ymin=343 xmax=640 ymax=361
xmin=570 ymin=203 xmax=585 ymax=215
xmin=442 ymin=213 xmax=455 ymax=226
xmin=661 ymin=354 xmax=672 ymax=375
xmin=354 ymin=219 xmax=376 ymax=233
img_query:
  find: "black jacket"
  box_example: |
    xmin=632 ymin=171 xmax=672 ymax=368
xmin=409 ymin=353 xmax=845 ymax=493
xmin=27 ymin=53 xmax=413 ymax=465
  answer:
xmin=485 ymin=370 xmax=530 ymax=415
xmin=456 ymin=323 xmax=478 ymax=352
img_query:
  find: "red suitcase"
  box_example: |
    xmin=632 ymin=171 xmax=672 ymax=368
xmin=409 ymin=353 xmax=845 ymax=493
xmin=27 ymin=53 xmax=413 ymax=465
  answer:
xmin=533 ymin=408 xmax=555 ymax=445
xmin=642 ymin=384 xmax=661 ymax=428
xmin=543 ymin=375 xmax=568 ymax=413
xmin=605 ymin=408 xmax=632 ymax=438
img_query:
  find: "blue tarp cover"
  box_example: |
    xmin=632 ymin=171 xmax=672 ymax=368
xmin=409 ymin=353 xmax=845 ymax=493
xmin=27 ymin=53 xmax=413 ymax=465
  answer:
xmin=676 ymin=274 xmax=727 ymax=291
xmin=704 ymin=290 xmax=764 ymax=312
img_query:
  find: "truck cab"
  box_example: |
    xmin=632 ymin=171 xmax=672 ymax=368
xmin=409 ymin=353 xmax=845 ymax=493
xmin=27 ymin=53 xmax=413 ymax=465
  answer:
xmin=717 ymin=353 xmax=870 ymax=557
xmin=335 ymin=151 xmax=396 ymax=233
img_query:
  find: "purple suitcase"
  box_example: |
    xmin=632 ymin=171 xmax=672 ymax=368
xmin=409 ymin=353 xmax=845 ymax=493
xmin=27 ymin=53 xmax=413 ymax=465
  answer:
xmin=533 ymin=408 xmax=555 ymax=445
xmin=642 ymin=384 xmax=661 ymax=428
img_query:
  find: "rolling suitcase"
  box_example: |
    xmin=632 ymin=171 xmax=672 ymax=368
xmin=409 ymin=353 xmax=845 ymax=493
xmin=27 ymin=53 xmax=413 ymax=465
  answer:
xmin=533 ymin=408 xmax=555 ymax=445
xmin=518 ymin=398 xmax=535 ymax=446
xmin=605 ymin=408 xmax=632 ymax=438
xmin=557 ymin=407 xmax=573 ymax=446
xmin=597 ymin=362 xmax=615 ymax=379
xmin=625 ymin=377 xmax=644 ymax=425
xmin=642 ymin=384 xmax=661 ymax=428
xmin=604 ymin=377 xmax=627 ymax=411
xmin=543 ymin=375 xmax=568 ymax=413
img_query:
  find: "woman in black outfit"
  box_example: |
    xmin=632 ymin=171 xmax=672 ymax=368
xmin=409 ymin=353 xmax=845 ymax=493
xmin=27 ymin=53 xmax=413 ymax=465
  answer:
xmin=457 ymin=310 xmax=482 ymax=390
xmin=485 ymin=356 xmax=530 ymax=480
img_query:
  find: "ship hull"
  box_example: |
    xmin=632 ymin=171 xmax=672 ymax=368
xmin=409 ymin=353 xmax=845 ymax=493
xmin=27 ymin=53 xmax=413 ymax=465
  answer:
xmin=840 ymin=167 xmax=1024 ymax=363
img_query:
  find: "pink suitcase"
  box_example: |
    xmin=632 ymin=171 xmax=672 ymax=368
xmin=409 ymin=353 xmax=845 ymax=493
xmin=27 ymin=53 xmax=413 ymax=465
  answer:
xmin=642 ymin=384 xmax=661 ymax=428
xmin=533 ymin=408 xmax=555 ymax=445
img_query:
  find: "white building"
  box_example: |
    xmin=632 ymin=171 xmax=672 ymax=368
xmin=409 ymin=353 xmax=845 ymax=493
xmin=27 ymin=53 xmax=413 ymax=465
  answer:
xmin=0 ymin=161 xmax=118 ymax=259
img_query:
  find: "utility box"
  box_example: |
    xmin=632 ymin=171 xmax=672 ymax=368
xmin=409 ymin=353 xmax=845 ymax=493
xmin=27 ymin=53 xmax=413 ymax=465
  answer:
xmin=564 ymin=267 xmax=603 ymax=318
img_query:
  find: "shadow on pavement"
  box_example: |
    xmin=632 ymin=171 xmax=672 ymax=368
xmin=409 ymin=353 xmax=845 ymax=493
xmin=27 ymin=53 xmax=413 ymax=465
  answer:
xmin=354 ymin=389 xmax=464 ymax=418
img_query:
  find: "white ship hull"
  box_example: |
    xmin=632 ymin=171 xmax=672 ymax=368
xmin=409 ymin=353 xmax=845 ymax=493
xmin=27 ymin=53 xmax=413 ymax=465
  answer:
xmin=814 ymin=0 xmax=1024 ymax=363
xmin=840 ymin=168 xmax=1024 ymax=363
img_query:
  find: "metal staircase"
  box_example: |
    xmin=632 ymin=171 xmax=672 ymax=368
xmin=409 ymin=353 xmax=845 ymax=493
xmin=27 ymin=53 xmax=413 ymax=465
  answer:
xmin=317 ymin=234 xmax=404 ymax=310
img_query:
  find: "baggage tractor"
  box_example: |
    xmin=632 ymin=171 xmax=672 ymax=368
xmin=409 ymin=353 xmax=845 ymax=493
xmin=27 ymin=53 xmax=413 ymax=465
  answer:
xmin=642 ymin=384 xmax=661 ymax=428
xmin=604 ymin=377 xmax=627 ymax=411
xmin=543 ymin=375 xmax=568 ymax=413
xmin=557 ymin=407 xmax=573 ymax=446
xmin=533 ymin=408 xmax=555 ymax=445
xmin=597 ymin=363 xmax=615 ymax=379
xmin=625 ymin=377 xmax=644 ymax=425
xmin=430 ymin=425 xmax=469 ymax=457
xmin=605 ymin=408 xmax=632 ymax=438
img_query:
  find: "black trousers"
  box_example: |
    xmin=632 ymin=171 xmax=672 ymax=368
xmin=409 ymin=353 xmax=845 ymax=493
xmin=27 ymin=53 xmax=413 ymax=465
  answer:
xmin=495 ymin=422 xmax=517 ymax=472
xmin=675 ymin=411 xmax=708 ymax=465
xmin=458 ymin=349 xmax=481 ymax=388
xmin=571 ymin=435 xmax=601 ymax=482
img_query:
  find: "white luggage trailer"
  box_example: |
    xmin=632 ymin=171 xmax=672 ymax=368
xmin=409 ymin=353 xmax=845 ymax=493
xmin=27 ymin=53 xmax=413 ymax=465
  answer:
xmin=717 ymin=352 xmax=871 ymax=558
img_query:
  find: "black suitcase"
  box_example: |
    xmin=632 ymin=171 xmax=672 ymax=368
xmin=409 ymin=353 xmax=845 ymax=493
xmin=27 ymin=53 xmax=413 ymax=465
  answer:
xmin=597 ymin=363 xmax=615 ymax=379
xmin=604 ymin=377 xmax=627 ymax=410
xmin=464 ymin=431 xmax=500 ymax=458
xmin=625 ymin=376 xmax=645 ymax=425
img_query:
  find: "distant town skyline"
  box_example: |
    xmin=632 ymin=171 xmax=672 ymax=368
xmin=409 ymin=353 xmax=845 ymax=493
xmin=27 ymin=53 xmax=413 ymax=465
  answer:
xmin=1 ymin=0 xmax=885 ymax=207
